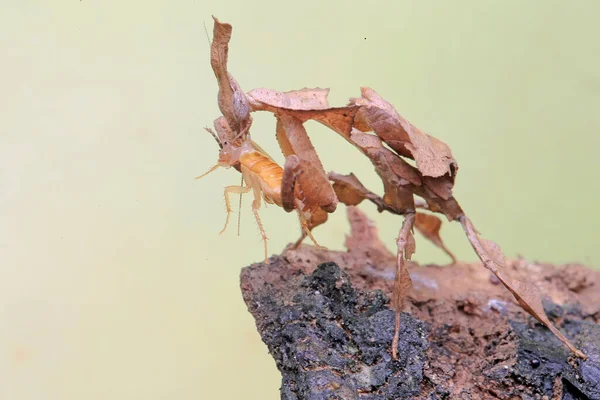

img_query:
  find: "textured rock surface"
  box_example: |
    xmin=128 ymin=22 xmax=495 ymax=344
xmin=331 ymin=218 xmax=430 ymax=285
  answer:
xmin=240 ymin=208 xmax=600 ymax=399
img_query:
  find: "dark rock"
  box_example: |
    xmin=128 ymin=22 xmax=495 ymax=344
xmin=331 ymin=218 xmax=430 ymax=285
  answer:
xmin=240 ymin=246 xmax=600 ymax=399
xmin=243 ymin=261 xmax=428 ymax=399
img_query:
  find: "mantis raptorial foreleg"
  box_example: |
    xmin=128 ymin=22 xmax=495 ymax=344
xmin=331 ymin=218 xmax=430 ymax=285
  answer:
xmin=281 ymin=155 xmax=302 ymax=213
xmin=282 ymin=155 xmax=327 ymax=250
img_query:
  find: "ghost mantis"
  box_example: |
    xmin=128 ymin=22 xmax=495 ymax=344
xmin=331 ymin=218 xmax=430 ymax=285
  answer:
xmin=203 ymin=16 xmax=587 ymax=361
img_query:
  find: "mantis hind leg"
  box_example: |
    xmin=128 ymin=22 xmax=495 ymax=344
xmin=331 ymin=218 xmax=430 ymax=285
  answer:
xmin=221 ymin=185 xmax=251 ymax=235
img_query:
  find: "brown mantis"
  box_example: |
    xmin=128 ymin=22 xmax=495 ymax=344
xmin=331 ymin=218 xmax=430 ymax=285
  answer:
xmin=202 ymin=17 xmax=587 ymax=361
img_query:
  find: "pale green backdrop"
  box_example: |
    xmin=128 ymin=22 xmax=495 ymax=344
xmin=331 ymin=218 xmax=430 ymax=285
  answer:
xmin=1 ymin=1 xmax=598 ymax=399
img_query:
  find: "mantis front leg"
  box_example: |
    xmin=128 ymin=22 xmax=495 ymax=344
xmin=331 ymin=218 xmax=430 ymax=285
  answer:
xmin=282 ymin=155 xmax=327 ymax=250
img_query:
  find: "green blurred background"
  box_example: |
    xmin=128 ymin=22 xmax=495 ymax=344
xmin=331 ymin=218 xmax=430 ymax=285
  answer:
xmin=1 ymin=1 xmax=598 ymax=399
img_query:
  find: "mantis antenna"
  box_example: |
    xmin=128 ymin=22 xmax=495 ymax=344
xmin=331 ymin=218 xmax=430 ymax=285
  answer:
xmin=203 ymin=21 xmax=211 ymax=49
